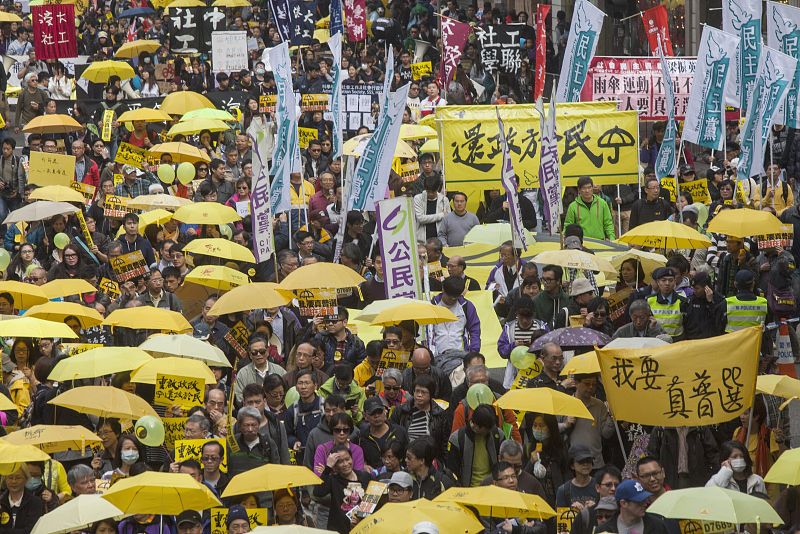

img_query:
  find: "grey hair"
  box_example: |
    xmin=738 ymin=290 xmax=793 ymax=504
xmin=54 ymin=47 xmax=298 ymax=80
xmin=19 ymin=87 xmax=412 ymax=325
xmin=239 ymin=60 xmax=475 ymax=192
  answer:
xmin=237 ymin=406 xmax=262 ymax=425
xmin=187 ymin=413 xmax=211 ymax=433
xmin=628 ymin=299 xmax=652 ymax=316
xmin=68 ymin=464 xmax=94 ymax=487
xmin=382 ymin=368 xmax=403 ymax=385
xmin=499 ymin=439 xmax=524 ymax=458
xmin=466 ymin=364 xmax=488 ymax=382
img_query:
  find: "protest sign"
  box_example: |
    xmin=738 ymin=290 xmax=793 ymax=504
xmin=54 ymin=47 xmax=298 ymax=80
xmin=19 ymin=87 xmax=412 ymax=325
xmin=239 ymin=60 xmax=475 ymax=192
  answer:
xmin=411 ymin=61 xmax=432 ymax=80
xmin=300 ymin=94 xmax=330 ymax=111
xmin=211 ymin=508 xmax=267 ymax=534
xmin=556 ymin=0 xmax=604 ymax=102
xmin=223 ymin=320 xmax=251 ymax=360
xmin=154 ymin=373 xmax=204 ymax=409
xmin=440 ymin=15 xmax=471 ymax=86
xmin=475 ymin=24 xmax=534 ymax=75
xmin=211 ymin=31 xmax=248 ymax=72
xmin=114 ymin=142 xmax=147 ymax=168
xmin=113 ymin=173 xmax=123 ymax=187
xmin=607 ymin=287 xmax=633 ymax=323
xmin=70 ymin=182 xmax=96 ymax=205
xmin=60 ymin=343 xmax=102 ymax=356
xmin=101 ymin=110 xmax=114 ymax=142
xmin=75 ymin=211 xmax=96 ymax=250
xmin=757 ymin=226 xmax=793 ymax=249
xmin=679 ymin=520 xmax=736 ymax=534
xmin=111 ymin=250 xmax=149 ymax=283
xmin=32 ymin=3 xmax=77 ymax=60
xmin=98 ymin=278 xmax=121 ymax=299
xmin=376 ymin=196 xmax=423 ymax=300
xmin=511 ymin=362 xmax=543 ymax=389
xmin=767 ymin=2 xmax=800 ymax=129
xmin=376 ymin=348 xmax=411 ymax=377
xmin=162 ymin=417 xmax=188 ymax=450
xmin=557 ymin=507 xmax=578 ymax=534
xmin=103 ymin=195 xmax=133 ymax=219
xmin=28 ymin=151 xmax=75 ymax=187
xmin=393 ymin=159 xmax=419 ymax=182
xmin=298 ymin=127 xmax=318 ymax=149
xmin=681 ymin=179 xmax=711 ymax=204
xmin=258 ymin=94 xmax=277 ymax=113
xmin=356 ymin=481 xmax=388 ymax=515
xmin=296 ymin=288 xmax=337 ymax=318
xmin=175 ymin=438 xmax=228 ymax=472
xmin=597 ymin=327 xmax=760 ymax=426
xmin=660 ymin=177 xmax=677 ymax=202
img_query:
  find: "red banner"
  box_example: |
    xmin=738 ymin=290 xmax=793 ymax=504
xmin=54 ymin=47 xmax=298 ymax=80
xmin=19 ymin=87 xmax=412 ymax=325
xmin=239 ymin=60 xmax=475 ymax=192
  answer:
xmin=344 ymin=0 xmax=366 ymax=42
xmin=33 ymin=4 xmax=77 ymax=60
xmin=642 ymin=5 xmax=673 ymax=56
xmin=534 ymin=4 xmax=551 ymax=101
xmin=438 ymin=15 xmax=470 ymax=87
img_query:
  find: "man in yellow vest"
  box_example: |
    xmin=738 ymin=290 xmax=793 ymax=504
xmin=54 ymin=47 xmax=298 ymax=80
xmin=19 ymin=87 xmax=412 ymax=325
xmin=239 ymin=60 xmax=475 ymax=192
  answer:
xmin=646 ymin=267 xmax=688 ymax=341
xmin=724 ymin=270 xmax=768 ymax=333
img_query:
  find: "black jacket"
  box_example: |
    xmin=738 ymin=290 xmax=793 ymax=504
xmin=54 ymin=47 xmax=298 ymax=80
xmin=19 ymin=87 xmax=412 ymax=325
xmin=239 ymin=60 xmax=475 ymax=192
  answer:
xmin=411 ymin=466 xmax=455 ymax=500
xmin=0 ymin=490 xmax=44 ymax=533
xmin=485 ymin=194 xmax=537 ymax=230
xmin=596 ymin=512 xmax=670 ymax=534
xmin=780 ymin=205 xmax=800 ymax=266
xmin=390 ymin=399 xmax=451 ymax=460
xmin=446 ymin=425 xmax=503 ymax=487
xmin=647 ymin=426 xmax=719 ymax=489
xmin=356 ymin=422 xmax=408 ymax=471
xmin=629 ymin=197 xmax=672 ymax=229
xmin=313 ymin=468 xmax=371 ymax=534
xmin=682 ymin=291 xmax=726 ymax=340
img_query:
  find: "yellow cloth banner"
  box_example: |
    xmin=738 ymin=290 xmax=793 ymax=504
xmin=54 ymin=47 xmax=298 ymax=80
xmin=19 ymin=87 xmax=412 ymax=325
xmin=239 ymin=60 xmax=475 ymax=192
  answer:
xmin=28 ymin=151 xmax=75 ymax=187
xmin=438 ymin=103 xmax=634 ymax=196
xmin=597 ymin=328 xmax=760 ymax=426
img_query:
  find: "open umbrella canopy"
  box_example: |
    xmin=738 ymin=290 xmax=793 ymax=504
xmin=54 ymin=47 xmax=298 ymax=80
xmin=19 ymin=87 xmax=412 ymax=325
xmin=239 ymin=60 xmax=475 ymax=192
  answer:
xmin=356 ymin=297 xmax=418 ymax=323
xmin=148 ymin=142 xmax=211 ymax=164
xmin=351 ymin=499 xmax=483 ymax=534
xmin=609 ymin=249 xmax=668 ymax=283
xmin=4 ymin=201 xmax=79 ymax=224
xmin=126 ymin=195 xmax=192 ymax=211
xmin=173 ymin=202 xmax=241 ymax=224
xmin=464 ymin=223 xmax=536 ymax=246
xmin=370 ymin=301 xmax=457 ymax=326
xmin=28 ymin=185 xmax=85 ymax=204
xmin=530 ymin=327 xmax=611 ymax=351
xmin=0 ymin=317 xmax=78 ymax=339
xmin=0 ymin=281 xmax=49 ymax=308
xmin=160 ymin=91 xmax=215 ymax=116
xmin=342 ymin=133 xmax=417 ymax=158
xmin=419 ymin=138 xmax=439 ymax=153
xmin=0 ymin=393 xmax=15 ymax=411
xmin=49 ymin=347 xmax=154 ymax=381
xmin=182 ymin=108 xmax=237 ymax=122
xmin=398 ymin=123 xmax=437 ymax=140
xmin=133 ymin=208 xmax=174 ymax=234
xmin=184 ymin=238 xmax=256 ymax=263
xmin=49 ymin=386 xmax=158 ymax=419
xmin=41 ymin=279 xmax=97 ymax=300
xmin=208 ymin=282 xmax=292 ymax=315
xmin=646 ymin=486 xmax=782 ymax=524
xmin=170 ymin=118 xmax=230 ymax=137
xmin=81 ymin=60 xmax=136 ymax=83
xmin=706 ymin=209 xmax=786 ymax=238
xmin=1 ymin=425 xmax=102 ymax=453
xmin=765 ymin=448 xmax=800 ymax=485
xmin=101 ymin=472 xmax=221 ymax=515
xmin=0 ymin=441 xmax=51 ymax=474
xmin=251 ymin=528 xmax=336 ymax=534
xmin=165 ymin=0 xmax=207 ymax=7
xmin=185 ymin=265 xmax=250 ymax=291
xmin=221 ymin=464 xmax=321 ymax=498
xmin=559 ymin=352 xmax=601 ymax=376
xmin=22 ymin=114 xmax=83 ymax=134
xmin=0 ymin=12 xmax=22 ymax=22
xmin=139 ymin=334 xmax=231 ymax=367
xmin=213 ymin=0 xmax=250 ymax=6
xmin=103 ymin=307 xmax=193 ymax=333
xmin=756 ymin=374 xmax=800 ymax=399
xmin=496 ymin=388 xmax=595 ymax=420
xmin=533 ymin=249 xmax=616 ymax=276
xmin=31 ymin=494 xmax=124 ymax=534
xmin=24 ymin=301 xmax=104 ymax=328
xmin=279 ymin=262 xmax=366 ymax=290
xmin=117 ymin=107 xmax=173 ymax=123
xmin=434 ymin=486 xmax=556 ymax=519
xmin=130 ymin=356 xmax=216 ymax=385
xmin=619 ymin=221 xmax=712 ymax=249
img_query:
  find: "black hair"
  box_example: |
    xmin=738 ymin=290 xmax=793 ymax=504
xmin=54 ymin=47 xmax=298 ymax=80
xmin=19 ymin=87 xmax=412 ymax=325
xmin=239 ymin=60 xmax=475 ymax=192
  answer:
xmin=542 ymin=264 xmax=564 ymax=281
xmin=471 ymin=404 xmax=497 ymax=429
xmin=407 ymin=437 xmax=436 ymax=468
xmin=263 ymin=373 xmax=287 ymax=394
xmin=413 ymin=374 xmax=437 ymax=397
xmin=324 ymin=394 xmax=347 ymax=409
xmin=577 ymin=176 xmax=593 ymax=189
xmin=333 ymin=362 xmax=354 ymax=381
xmin=442 ymin=276 xmax=465 ymax=297
xmin=492 ymin=460 xmax=514 ymax=481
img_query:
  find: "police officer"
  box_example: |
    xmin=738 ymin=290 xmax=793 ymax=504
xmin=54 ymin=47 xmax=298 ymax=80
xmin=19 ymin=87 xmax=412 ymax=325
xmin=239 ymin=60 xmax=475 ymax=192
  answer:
xmin=724 ymin=270 xmax=768 ymax=333
xmin=646 ymin=267 xmax=688 ymax=341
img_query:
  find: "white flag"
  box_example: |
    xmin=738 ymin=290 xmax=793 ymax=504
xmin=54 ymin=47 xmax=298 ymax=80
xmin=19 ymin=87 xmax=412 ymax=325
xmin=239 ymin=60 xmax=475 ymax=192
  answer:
xmin=328 ymin=33 xmax=344 ymax=160
xmin=723 ymin=0 xmax=762 ymax=110
xmin=267 ymin=42 xmax=300 ymax=214
xmin=555 ymin=0 xmax=605 ymax=102
xmin=767 ymin=1 xmax=800 ymax=128
xmin=496 ymin=108 xmax=528 ymax=251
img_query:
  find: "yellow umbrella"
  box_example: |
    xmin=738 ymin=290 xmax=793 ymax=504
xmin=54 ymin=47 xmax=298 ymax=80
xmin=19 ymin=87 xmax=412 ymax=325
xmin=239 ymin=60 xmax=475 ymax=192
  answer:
xmin=756 ymin=374 xmax=800 ymax=399
xmin=0 ymin=393 xmax=15 ymax=411
xmin=342 ymin=133 xmax=417 ymax=158
xmin=370 ymin=301 xmax=457 ymax=326
xmin=208 ymin=282 xmax=292 ymax=315
xmin=212 ymin=0 xmax=250 ymax=6
xmin=707 ymin=209 xmax=786 ymax=238
xmin=185 ymin=265 xmax=250 ymax=291
xmin=0 ymin=280 xmax=49 ymax=308
xmin=419 ymin=138 xmax=439 ymax=154
xmin=173 ymin=202 xmax=241 ymax=224
xmin=130 ymin=356 xmax=216 ymax=385
xmin=559 ymin=353 xmax=600 ymax=376
xmin=114 ymin=208 xmax=174 ymax=237
xmin=168 ymin=118 xmax=230 ymax=137
xmin=166 ymin=0 xmax=207 ymax=7
xmin=1 ymin=425 xmax=102 ymax=453
xmin=221 ymin=464 xmax=321 ymax=498
xmin=0 ymin=441 xmax=51 ymax=475
xmin=609 ymin=249 xmax=667 ymax=284
xmin=765 ymin=448 xmax=800 ymax=485
xmin=41 ymin=279 xmax=97 ymax=300
xmin=23 ymin=301 xmax=104 ymax=328
xmin=160 ymin=91 xmax=215 ymax=116
xmin=618 ymin=221 xmax=712 ymax=249
xmin=647 ymin=486 xmax=782 ymax=524
xmin=103 ymin=307 xmax=193 ymax=333
xmin=28 ymin=185 xmax=86 ymax=204
xmin=115 ymin=40 xmax=163 ymax=59
xmin=533 ymin=249 xmax=617 ymax=277
xmin=434 ymin=486 xmax=556 ymax=519
xmin=117 ymin=107 xmax=172 ymax=123
xmin=182 ymin=108 xmax=237 ymax=122
xmin=49 ymin=347 xmax=154 ymax=381
xmin=418 ymin=114 xmax=435 ymax=128
xmin=139 ymin=334 xmax=231 ymax=367
xmin=184 ymin=238 xmax=256 ymax=263
xmin=101 ymin=472 xmax=221 ymax=514
xmin=81 ymin=60 xmax=136 ymax=83
xmin=4 ymin=201 xmax=79 ymax=224
xmin=126 ymin=195 xmax=192 ymax=211
xmin=0 ymin=316 xmax=78 ymax=339
xmin=351 ymin=499 xmax=483 ymax=534
xmin=279 ymin=263 xmax=366 ymax=290
xmin=31 ymin=494 xmax=124 ymax=534
xmin=495 ymin=388 xmax=595 ymax=420
xmin=148 ymin=142 xmax=211 ymax=164
xmin=399 ymin=123 xmax=437 ymax=140
xmin=49 ymin=386 xmax=158 ymax=419
xmin=463 ymin=223 xmax=536 ymax=246
xmin=0 ymin=12 xmax=22 ymax=22
xmin=22 ymin=114 xmax=82 ymax=134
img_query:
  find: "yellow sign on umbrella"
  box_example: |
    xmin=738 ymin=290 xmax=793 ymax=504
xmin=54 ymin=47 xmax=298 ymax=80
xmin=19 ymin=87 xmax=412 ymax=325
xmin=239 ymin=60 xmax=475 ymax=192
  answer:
xmin=130 ymin=356 xmax=216 ymax=385
xmin=185 ymin=265 xmax=250 ymax=291
xmin=103 ymin=307 xmax=193 ymax=333
xmin=31 ymin=494 xmax=124 ymax=534
xmin=126 ymin=195 xmax=192 ymax=211
xmin=41 ymin=279 xmax=97 ymax=300
xmin=1 ymin=425 xmax=102 ymax=453
xmin=29 ymin=185 xmax=85 ymax=204
xmin=707 ymin=209 xmax=785 ymax=238
xmin=434 ymin=486 xmax=556 ymax=519
xmin=117 ymin=107 xmax=173 ymax=123
xmin=0 ymin=281 xmax=49 ymax=308
xmin=279 ymin=262 xmax=365 ymax=290
xmin=24 ymin=301 xmax=104 ymax=328
xmin=370 ymin=301 xmax=457 ymax=326
xmin=495 ymin=388 xmax=595 ymax=420
xmin=0 ymin=317 xmax=78 ymax=339
xmin=208 ymin=282 xmax=292 ymax=315
xmin=618 ymin=221 xmax=712 ymax=249
xmin=169 ymin=118 xmax=230 ymax=137
xmin=173 ymin=202 xmax=241 ymax=224
xmin=80 ymin=60 xmax=136 ymax=83
xmin=49 ymin=386 xmax=158 ymax=420
xmin=101 ymin=472 xmax=221 ymax=514
xmin=160 ymin=91 xmax=215 ymax=116
xmin=115 ymin=40 xmax=163 ymax=59
xmin=22 ymin=114 xmax=83 ymax=134
xmin=49 ymin=347 xmax=154 ymax=381
xmin=221 ymin=464 xmax=321 ymax=498
xmin=148 ymin=142 xmax=211 ymax=164
xmin=351 ymin=499 xmax=484 ymax=534
xmin=139 ymin=334 xmax=231 ymax=367
xmin=184 ymin=238 xmax=256 ymax=263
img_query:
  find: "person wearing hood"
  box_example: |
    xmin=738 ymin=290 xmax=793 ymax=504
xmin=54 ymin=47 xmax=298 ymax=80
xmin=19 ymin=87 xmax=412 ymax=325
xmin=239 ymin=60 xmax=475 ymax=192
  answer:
xmin=430 ymin=276 xmax=481 ymax=357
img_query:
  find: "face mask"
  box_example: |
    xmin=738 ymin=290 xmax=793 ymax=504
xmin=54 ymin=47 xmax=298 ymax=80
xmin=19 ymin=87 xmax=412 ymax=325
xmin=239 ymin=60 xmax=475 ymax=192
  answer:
xmin=730 ymin=458 xmax=747 ymax=472
xmin=532 ymin=429 xmax=549 ymax=441
xmin=121 ymin=450 xmax=140 ymax=465
xmin=255 ymin=68 xmax=265 ymax=75
xmin=25 ymin=477 xmax=42 ymax=491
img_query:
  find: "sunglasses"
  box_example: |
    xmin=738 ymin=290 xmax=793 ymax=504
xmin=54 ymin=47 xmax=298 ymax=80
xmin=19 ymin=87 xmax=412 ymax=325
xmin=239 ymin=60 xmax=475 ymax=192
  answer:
xmin=332 ymin=427 xmax=351 ymax=434
xmin=250 ymin=349 xmax=267 ymax=355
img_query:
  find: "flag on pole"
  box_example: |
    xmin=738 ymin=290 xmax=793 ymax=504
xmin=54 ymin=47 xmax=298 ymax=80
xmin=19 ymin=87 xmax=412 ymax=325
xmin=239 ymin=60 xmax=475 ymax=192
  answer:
xmin=329 ymin=33 xmax=344 ymax=161
xmin=249 ymin=141 xmax=274 ymax=264
xmin=267 ymin=42 xmax=299 ymax=214
xmin=537 ymin=92 xmax=561 ymax=234
xmin=496 ymin=108 xmax=529 ymax=252
xmin=682 ymin=26 xmax=740 ymax=152
xmin=330 ymin=0 xmax=344 ymax=35
xmin=767 ymin=1 xmax=800 ymax=129
xmin=737 ymin=46 xmax=798 ymax=179
xmin=642 ymin=5 xmax=673 ymax=56
xmin=655 ymin=37 xmax=677 ymax=179
xmin=439 ymin=15 xmax=471 ymax=88
xmin=556 ymin=0 xmax=605 ymax=102
xmin=534 ymin=4 xmax=551 ymax=101
xmin=723 ymin=0 xmax=762 ymax=111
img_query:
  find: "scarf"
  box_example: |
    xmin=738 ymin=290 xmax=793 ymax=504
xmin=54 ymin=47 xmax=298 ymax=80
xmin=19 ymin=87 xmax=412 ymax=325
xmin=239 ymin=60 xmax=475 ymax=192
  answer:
xmin=735 ymin=424 xmax=773 ymax=477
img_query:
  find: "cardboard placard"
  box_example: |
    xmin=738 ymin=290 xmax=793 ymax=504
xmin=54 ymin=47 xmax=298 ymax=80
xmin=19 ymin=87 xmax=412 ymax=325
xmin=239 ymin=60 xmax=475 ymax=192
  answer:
xmin=113 ymin=173 xmax=123 ymax=187
xmin=101 ymin=109 xmax=114 ymax=142
xmin=103 ymin=195 xmax=132 ymax=219
xmin=75 ymin=211 xmax=96 ymax=250
xmin=258 ymin=94 xmax=276 ymax=113
xmin=60 ymin=343 xmax=102 ymax=356
xmin=98 ymin=277 xmax=121 ymax=298
xmin=511 ymin=360 xmax=543 ymax=389
xmin=28 ymin=151 xmax=76 ymax=187
xmin=411 ymin=61 xmax=433 ymax=80
xmin=295 ymin=288 xmax=338 ymax=318
xmin=678 ymin=520 xmax=735 ymax=534
xmin=300 ymin=93 xmax=330 ymax=111
xmin=154 ymin=373 xmax=204 ymax=409
xmin=114 ymin=142 xmax=148 ymax=169
xmin=757 ymin=226 xmax=793 ymax=250
xmin=110 ymin=250 xmax=149 ymax=283
xmin=174 ymin=438 xmax=228 ymax=472
xmin=607 ymin=287 xmax=633 ymax=322
xmin=210 ymin=508 xmax=267 ymax=533
xmin=69 ymin=181 xmax=97 ymax=205
xmin=223 ymin=320 xmax=251 ymax=359
xmin=235 ymin=200 xmax=250 ymax=218
xmin=557 ymin=507 xmax=578 ymax=534
xmin=355 ymin=481 xmax=387 ymax=515
xmin=298 ymin=126 xmax=318 ymax=149
xmin=162 ymin=416 xmax=188 ymax=450
xmin=375 ymin=348 xmax=410 ymax=377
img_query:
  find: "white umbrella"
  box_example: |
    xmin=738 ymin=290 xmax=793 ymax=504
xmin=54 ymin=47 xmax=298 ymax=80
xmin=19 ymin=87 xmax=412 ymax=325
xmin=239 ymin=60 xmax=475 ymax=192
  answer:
xmin=604 ymin=337 xmax=670 ymax=349
xmin=31 ymin=494 xmax=124 ymax=534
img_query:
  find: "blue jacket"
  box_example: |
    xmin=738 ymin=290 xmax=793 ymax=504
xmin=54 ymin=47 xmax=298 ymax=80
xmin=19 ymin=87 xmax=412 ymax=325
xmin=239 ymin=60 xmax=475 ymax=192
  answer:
xmin=430 ymin=293 xmax=481 ymax=353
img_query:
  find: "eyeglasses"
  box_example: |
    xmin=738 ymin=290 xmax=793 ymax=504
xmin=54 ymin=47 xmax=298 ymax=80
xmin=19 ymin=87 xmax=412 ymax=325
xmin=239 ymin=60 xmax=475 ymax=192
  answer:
xmin=541 ymin=277 xmax=557 ymax=283
xmin=200 ymin=456 xmax=220 ymax=462
xmin=599 ymin=481 xmax=618 ymax=488
xmin=384 ymin=385 xmax=402 ymax=391
xmin=250 ymin=348 xmax=267 ymax=355
xmin=332 ymin=427 xmax=351 ymax=434
xmin=64 ymin=253 xmax=78 ymax=258
xmin=638 ymin=470 xmax=663 ymax=480
xmin=198 ymin=167 xmax=208 ymax=172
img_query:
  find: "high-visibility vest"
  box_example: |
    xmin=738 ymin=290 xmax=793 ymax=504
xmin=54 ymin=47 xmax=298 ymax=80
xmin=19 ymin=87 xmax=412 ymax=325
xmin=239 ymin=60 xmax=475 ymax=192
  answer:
xmin=725 ymin=296 xmax=768 ymax=332
xmin=647 ymin=295 xmax=683 ymax=337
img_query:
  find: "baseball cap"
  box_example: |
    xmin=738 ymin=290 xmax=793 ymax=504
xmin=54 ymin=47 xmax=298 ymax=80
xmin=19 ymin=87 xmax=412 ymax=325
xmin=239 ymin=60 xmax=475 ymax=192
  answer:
xmin=387 ymin=471 xmax=413 ymax=489
xmin=363 ymin=396 xmax=386 ymax=415
xmin=679 ymin=164 xmax=695 ymax=175
xmin=226 ymin=505 xmax=249 ymax=526
xmin=569 ymin=278 xmax=594 ymax=297
xmin=176 ymin=510 xmax=202 ymax=527
xmin=411 ymin=521 xmax=440 ymax=534
xmin=564 ymin=235 xmax=582 ymax=250
xmin=615 ymin=479 xmax=652 ymax=503
xmin=595 ymin=496 xmax=618 ymax=512
xmin=122 ymin=164 xmax=137 ymax=175
xmin=568 ymin=444 xmax=594 ymax=463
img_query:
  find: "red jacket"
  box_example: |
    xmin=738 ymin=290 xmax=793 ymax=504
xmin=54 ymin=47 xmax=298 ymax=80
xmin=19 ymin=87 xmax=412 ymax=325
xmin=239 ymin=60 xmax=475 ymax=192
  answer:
xmin=76 ymin=156 xmax=100 ymax=188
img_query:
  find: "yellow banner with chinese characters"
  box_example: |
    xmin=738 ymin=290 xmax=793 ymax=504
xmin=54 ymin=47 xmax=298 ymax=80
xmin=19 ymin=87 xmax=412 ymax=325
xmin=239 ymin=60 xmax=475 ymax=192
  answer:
xmin=298 ymin=127 xmax=318 ymax=150
xmin=411 ymin=61 xmax=433 ymax=80
xmin=438 ymin=103 xmax=635 ymax=195
xmin=597 ymin=328 xmax=759 ymax=426
xmin=114 ymin=142 xmax=147 ymax=169
xmin=162 ymin=417 xmax=188 ymax=450
xmin=660 ymin=178 xmax=710 ymax=205
xmin=29 ymin=151 xmax=75 ymax=187
xmin=211 ymin=508 xmax=267 ymax=533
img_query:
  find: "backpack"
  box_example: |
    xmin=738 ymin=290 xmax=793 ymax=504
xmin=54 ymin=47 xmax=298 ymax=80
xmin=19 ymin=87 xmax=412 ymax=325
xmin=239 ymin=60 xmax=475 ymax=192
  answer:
xmin=768 ymin=281 xmax=796 ymax=315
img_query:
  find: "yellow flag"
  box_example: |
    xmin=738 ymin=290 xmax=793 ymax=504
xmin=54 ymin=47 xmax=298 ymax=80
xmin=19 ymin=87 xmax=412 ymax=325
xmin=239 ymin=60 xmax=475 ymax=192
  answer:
xmin=597 ymin=327 xmax=760 ymax=426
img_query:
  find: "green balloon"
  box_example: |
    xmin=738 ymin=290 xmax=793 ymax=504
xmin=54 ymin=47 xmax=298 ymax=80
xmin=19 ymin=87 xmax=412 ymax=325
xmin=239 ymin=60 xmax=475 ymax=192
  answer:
xmin=466 ymin=383 xmax=494 ymax=410
xmin=284 ymin=386 xmax=300 ymax=408
xmin=510 ymin=346 xmax=537 ymax=370
xmin=157 ymin=164 xmax=175 ymax=184
xmin=218 ymin=224 xmax=233 ymax=240
xmin=0 ymin=248 xmax=10 ymax=272
xmin=54 ymin=233 xmax=70 ymax=250
xmin=134 ymin=415 xmax=165 ymax=447
xmin=177 ymin=162 xmax=196 ymax=185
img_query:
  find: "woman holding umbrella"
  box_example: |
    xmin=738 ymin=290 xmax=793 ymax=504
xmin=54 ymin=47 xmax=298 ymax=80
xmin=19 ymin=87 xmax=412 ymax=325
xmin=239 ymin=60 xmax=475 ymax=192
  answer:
xmin=0 ymin=466 xmax=44 ymax=533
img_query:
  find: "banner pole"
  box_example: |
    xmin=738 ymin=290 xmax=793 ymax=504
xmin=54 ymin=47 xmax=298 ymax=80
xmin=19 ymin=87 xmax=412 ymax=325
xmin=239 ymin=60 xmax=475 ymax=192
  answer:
xmin=675 ymin=138 xmax=685 ymax=223
xmin=616 ymin=185 xmax=622 ymax=238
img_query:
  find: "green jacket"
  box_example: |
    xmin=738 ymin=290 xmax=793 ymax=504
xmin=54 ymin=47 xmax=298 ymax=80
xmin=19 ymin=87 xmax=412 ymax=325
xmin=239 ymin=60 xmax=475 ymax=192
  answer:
xmin=532 ymin=288 xmax=573 ymax=330
xmin=318 ymin=376 xmax=367 ymax=424
xmin=563 ymin=194 xmax=615 ymax=240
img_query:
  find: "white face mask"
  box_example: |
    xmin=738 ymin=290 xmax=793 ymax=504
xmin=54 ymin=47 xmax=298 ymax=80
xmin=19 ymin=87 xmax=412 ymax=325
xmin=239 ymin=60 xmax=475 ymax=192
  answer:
xmin=730 ymin=458 xmax=747 ymax=472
